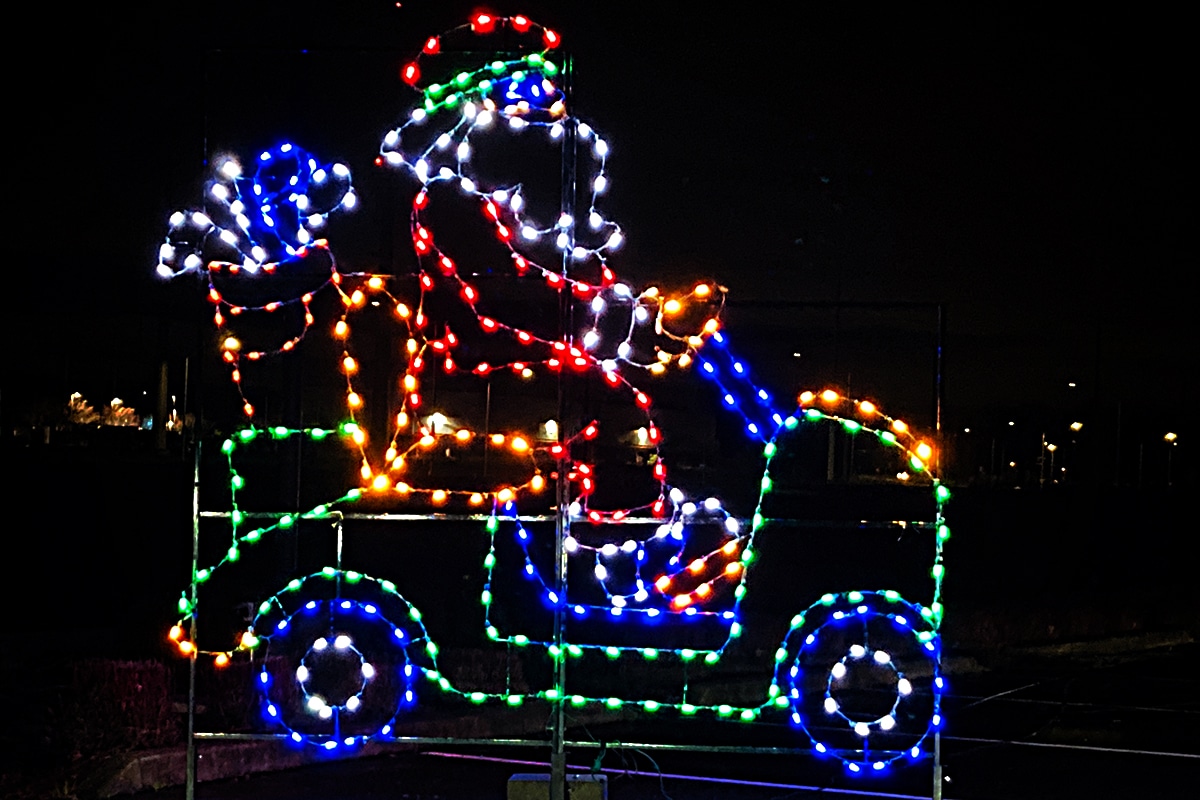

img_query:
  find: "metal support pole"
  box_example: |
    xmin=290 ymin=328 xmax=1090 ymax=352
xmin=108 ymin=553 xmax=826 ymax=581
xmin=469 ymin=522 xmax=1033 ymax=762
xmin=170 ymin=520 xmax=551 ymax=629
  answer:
xmin=186 ymin=440 xmax=201 ymax=800
xmin=550 ymin=50 xmax=575 ymax=800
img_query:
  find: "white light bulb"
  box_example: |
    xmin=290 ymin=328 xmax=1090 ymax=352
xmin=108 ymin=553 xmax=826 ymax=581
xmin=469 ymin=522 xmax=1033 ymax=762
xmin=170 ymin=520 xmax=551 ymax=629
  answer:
xmin=874 ymin=650 xmax=891 ymax=665
xmin=854 ymin=722 xmax=870 ymax=737
xmin=879 ymin=715 xmax=896 ymax=730
xmin=191 ymin=212 xmax=211 ymax=228
xmin=220 ymin=160 xmax=241 ymax=179
xmin=593 ymin=175 xmax=607 ymax=193
xmin=169 ymin=211 xmax=185 ymax=227
xmin=617 ymin=342 xmax=632 ymax=358
xmin=184 ymin=254 xmax=202 ymax=270
xmin=572 ymin=246 xmax=589 ymax=260
xmin=824 ymin=697 xmax=838 ymax=714
xmin=477 ymin=110 xmax=493 ymax=127
xmin=591 ymin=296 xmax=606 ymax=313
xmin=594 ymin=139 xmax=608 ymax=156
xmin=307 ymin=213 xmax=323 ymax=227
xmin=383 ymin=130 xmax=399 ymax=147
xmin=681 ymin=502 xmax=697 ymax=516
xmin=236 ymin=214 xmax=250 ymax=229
xmin=849 ymin=644 xmax=866 ymax=659
xmin=415 ymin=160 xmax=429 ymax=182
xmin=589 ymin=211 xmax=603 ymax=229
xmin=621 ymin=540 xmax=637 ymax=553
xmin=601 ymin=359 xmax=617 ymax=372
xmin=594 ymin=564 xmax=608 ymax=580
xmin=156 ymin=264 xmax=174 ymax=278
xmin=341 ymin=192 xmax=357 ymax=209
xmin=251 ymin=246 xmax=267 ymax=262
xmin=230 ymin=200 xmax=244 ymax=214
xmin=435 ymin=133 xmax=452 ymax=150
xmin=557 ymin=213 xmax=573 ymax=229
xmin=509 ymin=117 xmax=527 ymax=129
xmin=295 ymin=194 xmax=308 ymax=211
xmin=510 ymin=193 xmax=524 ymax=212
xmin=210 ymin=184 xmax=228 ymax=200
xmin=219 ymin=229 xmax=237 ymax=245
xmin=159 ymin=243 xmax=175 ymax=260
xmin=634 ymin=307 xmax=650 ymax=323
xmin=296 ymin=665 xmax=309 ymax=682
xmin=655 ymin=525 xmax=670 ymax=538
xmin=313 ymin=169 xmax=327 ymax=183
xmin=669 ymin=488 xmax=685 ymax=503
xmin=704 ymin=497 xmax=721 ymax=511
xmin=583 ymin=330 xmax=600 ymax=350
xmin=521 ymin=226 xmax=539 ymax=241
xmin=334 ymin=635 xmax=352 ymax=650
xmin=332 ymin=163 xmax=349 ymax=177
xmin=725 ymin=517 xmax=740 ymax=534
xmin=313 ymin=637 xmax=328 ymax=651
xmin=897 ymin=678 xmax=912 ymax=696
xmin=577 ymin=123 xmax=592 ymax=139
xmin=460 ymin=177 xmax=476 ymax=192
xmin=385 ymin=151 xmax=404 ymax=165
xmin=564 ymin=536 xmax=578 ymax=552
xmin=296 ymin=228 xmax=310 ymax=244
xmin=361 ymin=663 xmax=375 ymax=679
xmin=556 ymin=232 xmax=569 ymax=249
xmin=549 ymin=122 xmax=564 ymax=139
xmin=601 ymin=543 xmax=618 ymax=557
xmin=346 ymin=696 xmax=361 ymax=711
xmin=457 ymin=142 xmax=470 ymax=160
xmin=606 ymin=232 xmax=623 ymax=249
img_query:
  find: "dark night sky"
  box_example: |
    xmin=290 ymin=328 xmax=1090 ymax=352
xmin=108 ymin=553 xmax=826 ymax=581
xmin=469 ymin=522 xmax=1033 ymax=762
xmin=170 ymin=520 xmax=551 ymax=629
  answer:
xmin=8 ymin=2 xmax=1190 ymax=434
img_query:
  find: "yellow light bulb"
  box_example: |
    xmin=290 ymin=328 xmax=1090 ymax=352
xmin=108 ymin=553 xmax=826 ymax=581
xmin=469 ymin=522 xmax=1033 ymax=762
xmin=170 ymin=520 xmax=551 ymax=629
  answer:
xmin=360 ymin=464 xmax=372 ymax=480
xmin=722 ymin=541 xmax=739 ymax=555
xmin=396 ymin=482 xmax=411 ymax=494
xmin=821 ymin=389 xmax=839 ymax=402
xmin=342 ymin=356 xmax=357 ymax=373
xmin=406 ymin=339 xmax=418 ymax=354
xmin=169 ymin=624 xmax=183 ymax=641
xmin=654 ymin=576 xmax=671 ymax=591
xmin=678 ymin=354 xmax=691 ymax=368
xmin=693 ymin=284 xmax=711 ymax=298
xmin=497 ymin=488 xmax=514 ymax=502
xmin=431 ymin=490 xmax=447 ymax=504
xmin=688 ymin=558 xmax=705 ymax=574
xmin=385 ymin=447 xmax=397 ymax=462
xmin=403 ymin=375 xmax=417 ymax=391
xmin=893 ymin=419 xmax=908 ymax=434
xmin=530 ymin=474 xmax=545 ymax=492
xmin=491 ymin=434 xmax=505 ymax=446
xmin=724 ymin=562 xmax=742 ymax=576
xmin=858 ymin=401 xmax=876 ymax=414
xmin=511 ymin=436 xmax=529 ymax=452
xmin=420 ymin=434 xmax=435 ymax=448
xmin=347 ymin=392 xmax=362 ymax=408
xmin=222 ymin=336 xmax=241 ymax=352
xmin=350 ymin=289 xmax=365 ymax=305
xmin=214 ymin=653 xmax=229 ymax=667
xmin=373 ymin=475 xmax=390 ymax=490
xmin=367 ymin=276 xmax=384 ymax=290
xmin=396 ymin=303 xmax=410 ymax=319
xmin=334 ymin=321 xmax=349 ymax=337
xmin=397 ymin=411 xmax=409 ymax=428
xmin=179 ymin=640 xmax=195 ymax=655
xmin=649 ymin=363 xmax=666 ymax=375
xmin=469 ymin=493 xmax=484 ymax=505
xmin=916 ymin=442 xmax=933 ymax=460
xmin=391 ymin=456 xmax=405 ymax=470
xmin=663 ymin=299 xmax=682 ymax=315
xmin=352 ymin=429 xmax=366 ymax=445
xmin=703 ymin=318 xmax=719 ymax=334
xmin=799 ymin=391 xmax=814 ymax=404
xmin=455 ymin=429 xmax=471 ymax=442
xmin=696 ymin=584 xmax=712 ymax=598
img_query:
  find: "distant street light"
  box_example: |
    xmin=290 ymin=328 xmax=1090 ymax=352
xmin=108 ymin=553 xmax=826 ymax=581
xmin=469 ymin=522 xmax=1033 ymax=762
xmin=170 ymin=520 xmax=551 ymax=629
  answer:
xmin=1165 ymin=432 xmax=1178 ymax=487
